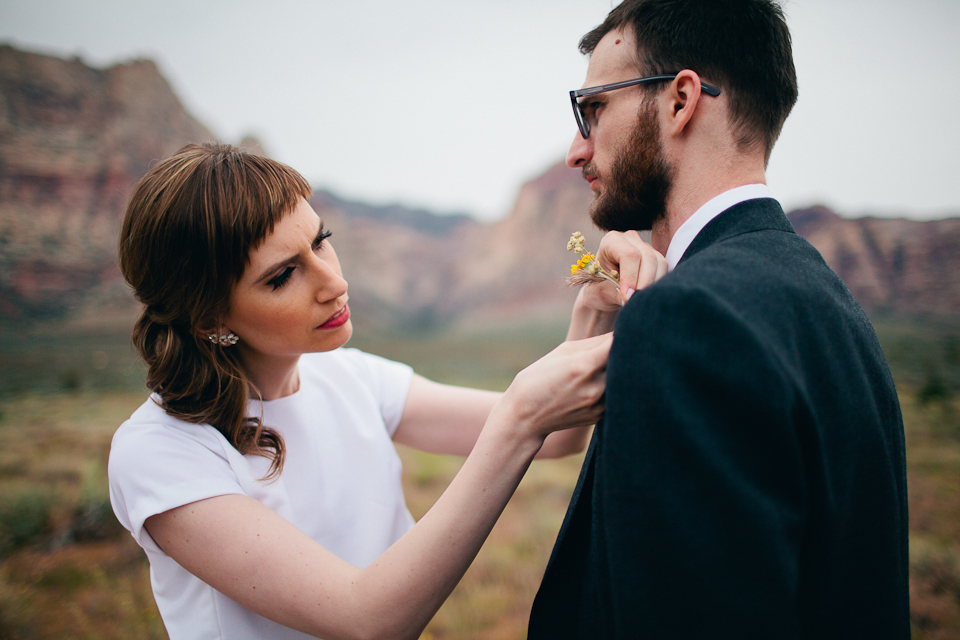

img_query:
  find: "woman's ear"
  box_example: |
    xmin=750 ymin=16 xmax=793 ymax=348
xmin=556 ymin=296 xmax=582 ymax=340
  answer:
xmin=197 ymin=324 xmax=240 ymax=346
xmin=194 ymin=320 xmax=227 ymax=340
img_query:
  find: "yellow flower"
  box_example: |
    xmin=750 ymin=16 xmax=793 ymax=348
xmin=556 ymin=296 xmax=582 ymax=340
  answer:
xmin=571 ymin=252 xmax=595 ymax=274
xmin=565 ymin=232 xmax=619 ymax=288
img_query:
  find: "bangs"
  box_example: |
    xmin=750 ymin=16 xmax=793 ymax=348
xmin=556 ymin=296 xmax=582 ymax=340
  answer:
xmin=196 ymin=146 xmax=313 ymax=272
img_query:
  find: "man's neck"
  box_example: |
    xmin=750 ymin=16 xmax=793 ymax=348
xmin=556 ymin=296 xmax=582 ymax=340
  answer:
xmin=651 ymin=164 xmax=767 ymax=255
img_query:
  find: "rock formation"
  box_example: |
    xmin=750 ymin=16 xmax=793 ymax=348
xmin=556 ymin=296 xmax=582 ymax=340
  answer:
xmin=0 ymin=44 xmax=214 ymax=320
xmin=309 ymin=190 xmax=481 ymax=332
xmin=788 ymin=206 xmax=960 ymax=318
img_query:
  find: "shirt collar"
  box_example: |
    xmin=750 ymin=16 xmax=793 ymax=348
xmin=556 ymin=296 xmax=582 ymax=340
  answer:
xmin=664 ymin=184 xmax=775 ymax=271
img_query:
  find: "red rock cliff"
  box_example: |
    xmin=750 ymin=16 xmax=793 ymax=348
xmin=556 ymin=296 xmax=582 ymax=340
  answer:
xmin=0 ymin=44 xmax=214 ymax=320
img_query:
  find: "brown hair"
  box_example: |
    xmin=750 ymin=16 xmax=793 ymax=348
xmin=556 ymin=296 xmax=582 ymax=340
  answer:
xmin=580 ymin=0 xmax=798 ymax=163
xmin=118 ymin=142 xmax=312 ymax=479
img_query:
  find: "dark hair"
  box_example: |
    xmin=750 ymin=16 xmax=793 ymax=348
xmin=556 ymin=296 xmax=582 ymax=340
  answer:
xmin=118 ymin=142 xmax=312 ymax=479
xmin=580 ymin=0 xmax=798 ymax=161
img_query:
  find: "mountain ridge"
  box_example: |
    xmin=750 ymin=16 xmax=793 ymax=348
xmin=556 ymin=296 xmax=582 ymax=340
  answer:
xmin=1 ymin=44 xmax=957 ymax=330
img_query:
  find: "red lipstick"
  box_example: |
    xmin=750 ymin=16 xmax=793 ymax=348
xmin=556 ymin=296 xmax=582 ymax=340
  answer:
xmin=317 ymin=304 xmax=350 ymax=330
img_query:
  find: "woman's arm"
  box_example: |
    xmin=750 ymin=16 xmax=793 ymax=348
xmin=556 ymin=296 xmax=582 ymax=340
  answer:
xmin=392 ymin=376 xmax=588 ymax=459
xmin=144 ymin=333 xmax=611 ymax=640
xmin=392 ymin=231 xmax=665 ymax=461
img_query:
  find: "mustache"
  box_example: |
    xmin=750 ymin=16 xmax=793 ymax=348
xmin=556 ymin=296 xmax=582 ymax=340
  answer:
xmin=582 ymin=163 xmax=599 ymax=181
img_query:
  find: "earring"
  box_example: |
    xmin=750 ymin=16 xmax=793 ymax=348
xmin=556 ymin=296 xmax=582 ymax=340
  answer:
xmin=207 ymin=332 xmax=239 ymax=346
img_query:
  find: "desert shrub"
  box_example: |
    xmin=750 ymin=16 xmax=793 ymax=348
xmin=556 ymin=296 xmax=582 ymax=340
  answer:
xmin=60 ymin=369 xmax=82 ymax=392
xmin=68 ymin=497 xmax=124 ymax=543
xmin=944 ymin=335 xmax=960 ymax=367
xmin=912 ymin=542 xmax=960 ymax=630
xmin=0 ymin=491 xmax=55 ymax=556
xmin=915 ymin=554 xmax=960 ymax=603
xmin=918 ymin=372 xmax=951 ymax=405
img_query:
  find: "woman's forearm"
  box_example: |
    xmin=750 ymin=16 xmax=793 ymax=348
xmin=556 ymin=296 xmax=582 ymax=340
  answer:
xmin=350 ymin=410 xmax=543 ymax=638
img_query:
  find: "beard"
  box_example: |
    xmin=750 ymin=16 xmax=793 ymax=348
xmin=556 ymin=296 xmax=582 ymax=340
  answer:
xmin=588 ymin=101 xmax=674 ymax=232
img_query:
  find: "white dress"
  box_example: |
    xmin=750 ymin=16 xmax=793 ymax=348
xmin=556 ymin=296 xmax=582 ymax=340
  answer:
xmin=108 ymin=348 xmax=415 ymax=639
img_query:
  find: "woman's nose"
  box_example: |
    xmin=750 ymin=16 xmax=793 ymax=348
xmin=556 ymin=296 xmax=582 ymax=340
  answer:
xmin=311 ymin=256 xmax=348 ymax=303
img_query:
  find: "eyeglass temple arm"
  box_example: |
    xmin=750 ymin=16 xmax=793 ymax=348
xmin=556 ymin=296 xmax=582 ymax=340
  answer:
xmin=571 ymin=75 xmax=721 ymax=99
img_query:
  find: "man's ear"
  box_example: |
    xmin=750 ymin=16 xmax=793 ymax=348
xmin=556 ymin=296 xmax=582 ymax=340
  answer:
xmin=664 ymin=69 xmax=705 ymax=137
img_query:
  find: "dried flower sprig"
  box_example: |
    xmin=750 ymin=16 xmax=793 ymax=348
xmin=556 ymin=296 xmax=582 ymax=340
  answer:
xmin=566 ymin=231 xmax=620 ymax=288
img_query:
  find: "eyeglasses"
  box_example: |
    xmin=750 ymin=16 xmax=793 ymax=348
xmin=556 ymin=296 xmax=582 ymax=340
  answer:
xmin=570 ymin=73 xmax=721 ymax=139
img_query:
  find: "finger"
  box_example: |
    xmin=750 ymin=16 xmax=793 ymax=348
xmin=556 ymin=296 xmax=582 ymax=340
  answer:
xmin=567 ymin=331 xmax=614 ymax=349
xmin=597 ymin=233 xmax=643 ymax=303
xmin=635 ymin=242 xmax=661 ymax=289
xmin=655 ymin=253 xmax=669 ymax=281
xmin=568 ymin=333 xmax=613 ymax=375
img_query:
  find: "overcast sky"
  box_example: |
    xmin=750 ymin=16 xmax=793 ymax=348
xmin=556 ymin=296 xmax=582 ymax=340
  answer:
xmin=2 ymin=0 xmax=958 ymax=221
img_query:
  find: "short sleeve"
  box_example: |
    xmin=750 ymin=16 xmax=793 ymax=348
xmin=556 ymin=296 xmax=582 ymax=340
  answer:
xmin=108 ymin=413 xmax=245 ymax=553
xmin=331 ymin=349 xmax=413 ymax=436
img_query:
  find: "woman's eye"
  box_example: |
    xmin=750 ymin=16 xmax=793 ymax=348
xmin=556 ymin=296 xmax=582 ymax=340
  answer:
xmin=268 ymin=266 xmax=295 ymax=291
xmin=313 ymin=228 xmax=332 ymax=252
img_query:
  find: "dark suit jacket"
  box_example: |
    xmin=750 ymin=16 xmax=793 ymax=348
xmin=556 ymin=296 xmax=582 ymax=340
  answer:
xmin=528 ymin=199 xmax=910 ymax=639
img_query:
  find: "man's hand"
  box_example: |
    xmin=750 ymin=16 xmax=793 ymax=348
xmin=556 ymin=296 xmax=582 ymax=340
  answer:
xmin=584 ymin=230 xmax=668 ymax=311
xmin=567 ymin=231 xmax=667 ymax=341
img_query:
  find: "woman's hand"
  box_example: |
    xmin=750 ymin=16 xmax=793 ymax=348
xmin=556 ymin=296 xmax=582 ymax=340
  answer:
xmin=491 ymin=332 xmax=611 ymax=443
xmin=568 ymin=231 xmax=668 ymax=340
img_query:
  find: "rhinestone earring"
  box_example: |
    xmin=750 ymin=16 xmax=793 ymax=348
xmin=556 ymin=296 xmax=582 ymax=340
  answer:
xmin=207 ymin=332 xmax=239 ymax=346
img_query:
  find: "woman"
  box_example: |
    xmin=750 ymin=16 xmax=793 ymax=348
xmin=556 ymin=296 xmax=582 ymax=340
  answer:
xmin=108 ymin=142 xmax=665 ymax=639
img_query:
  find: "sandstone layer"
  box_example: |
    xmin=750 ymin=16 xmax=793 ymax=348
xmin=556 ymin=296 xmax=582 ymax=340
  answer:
xmin=0 ymin=44 xmax=214 ymax=320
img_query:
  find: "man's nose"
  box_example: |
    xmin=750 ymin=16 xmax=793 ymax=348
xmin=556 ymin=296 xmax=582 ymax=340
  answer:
xmin=566 ymin=131 xmax=592 ymax=168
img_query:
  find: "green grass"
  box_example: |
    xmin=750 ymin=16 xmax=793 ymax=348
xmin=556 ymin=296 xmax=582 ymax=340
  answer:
xmin=0 ymin=328 xmax=146 ymax=397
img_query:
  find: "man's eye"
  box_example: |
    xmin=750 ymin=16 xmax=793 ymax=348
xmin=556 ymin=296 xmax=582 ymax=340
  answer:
xmin=583 ymin=101 xmax=602 ymax=122
xmin=268 ymin=266 xmax=295 ymax=291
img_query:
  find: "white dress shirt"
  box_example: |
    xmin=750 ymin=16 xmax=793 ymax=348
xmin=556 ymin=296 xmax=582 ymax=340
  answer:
xmin=664 ymin=184 xmax=775 ymax=271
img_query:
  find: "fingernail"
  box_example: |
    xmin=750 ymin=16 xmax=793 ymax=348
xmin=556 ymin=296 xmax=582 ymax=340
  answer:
xmin=625 ymin=288 xmax=636 ymax=302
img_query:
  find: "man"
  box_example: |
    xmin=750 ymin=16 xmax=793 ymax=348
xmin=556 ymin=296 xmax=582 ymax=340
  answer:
xmin=528 ymin=1 xmax=910 ymax=638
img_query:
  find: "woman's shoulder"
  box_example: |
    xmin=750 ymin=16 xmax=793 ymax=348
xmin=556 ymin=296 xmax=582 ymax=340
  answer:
xmin=111 ymin=395 xmax=228 ymax=464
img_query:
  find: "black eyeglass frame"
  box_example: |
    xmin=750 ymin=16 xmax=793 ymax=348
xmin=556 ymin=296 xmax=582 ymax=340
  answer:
xmin=570 ymin=73 xmax=721 ymax=139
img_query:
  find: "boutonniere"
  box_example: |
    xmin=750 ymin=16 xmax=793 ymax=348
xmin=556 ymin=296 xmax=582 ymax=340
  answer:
xmin=566 ymin=231 xmax=620 ymax=287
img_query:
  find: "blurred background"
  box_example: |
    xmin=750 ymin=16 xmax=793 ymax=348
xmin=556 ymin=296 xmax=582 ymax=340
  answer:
xmin=0 ymin=1 xmax=958 ymax=638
